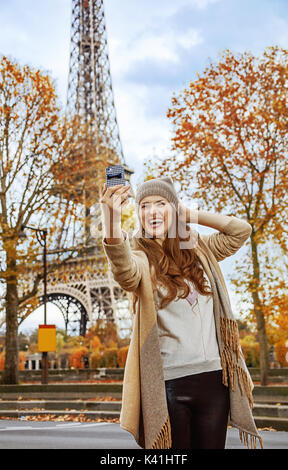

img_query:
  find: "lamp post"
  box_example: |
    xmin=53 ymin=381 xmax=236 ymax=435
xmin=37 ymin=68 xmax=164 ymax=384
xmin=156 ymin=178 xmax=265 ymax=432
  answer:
xmin=19 ymin=224 xmax=48 ymax=384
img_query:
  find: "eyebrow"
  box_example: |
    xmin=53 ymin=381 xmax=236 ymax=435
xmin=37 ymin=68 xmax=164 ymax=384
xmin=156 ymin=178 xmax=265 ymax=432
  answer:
xmin=140 ymin=199 xmax=166 ymax=206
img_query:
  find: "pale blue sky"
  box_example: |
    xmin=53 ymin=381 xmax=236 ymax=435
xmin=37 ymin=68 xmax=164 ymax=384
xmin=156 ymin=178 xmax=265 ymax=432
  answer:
xmin=1 ymin=0 xmax=286 ymax=332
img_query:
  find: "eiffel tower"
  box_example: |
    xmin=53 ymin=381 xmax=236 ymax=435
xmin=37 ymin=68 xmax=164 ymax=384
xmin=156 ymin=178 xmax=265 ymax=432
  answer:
xmin=16 ymin=0 xmax=134 ymax=339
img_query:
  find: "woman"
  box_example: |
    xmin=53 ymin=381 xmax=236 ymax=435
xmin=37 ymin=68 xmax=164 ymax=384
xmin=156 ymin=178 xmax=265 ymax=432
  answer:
xmin=100 ymin=176 xmax=263 ymax=450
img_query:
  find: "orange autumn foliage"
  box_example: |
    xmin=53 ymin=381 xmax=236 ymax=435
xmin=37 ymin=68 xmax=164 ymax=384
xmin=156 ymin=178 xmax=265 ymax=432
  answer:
xmin=90 ymin=335 xmax=102 ymax=352
xmin=0 ymin=55 xmax=109 ymax=383
xmin=275 ymin=340 xmax=288 ymax=367
xmin=116 ymin=346 xmax=129 ymax=368
xmin=149 ymin=45 xmax=288 ymax=384
xmin=69 ymin=347 xmax=89 ymax=369
xmin=0 ymin=351 xmax=27 ymax=371
xmin=51 ymin=115 xmax=110 ymax=207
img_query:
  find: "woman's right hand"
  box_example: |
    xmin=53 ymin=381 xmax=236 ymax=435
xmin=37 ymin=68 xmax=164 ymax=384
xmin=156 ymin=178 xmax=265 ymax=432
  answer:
xmin=100 ymin=182 xmax=131 ymax=220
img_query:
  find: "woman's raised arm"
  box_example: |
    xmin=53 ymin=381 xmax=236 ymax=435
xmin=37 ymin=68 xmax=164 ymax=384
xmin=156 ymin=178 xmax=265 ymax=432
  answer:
xmin=100 ymin=183 xmax=142 ymax=292
xmin=179 ymin=204 xmax=252 ymax=262
xmin=100 ymin=182 xmax=130 ymax=244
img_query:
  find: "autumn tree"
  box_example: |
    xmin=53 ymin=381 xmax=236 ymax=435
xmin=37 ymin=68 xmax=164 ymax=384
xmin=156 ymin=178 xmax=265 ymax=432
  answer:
xmin=0 ymin=56 xmax=108 ymax=384
xmin=51 ymin=114 xmax=112 ymax=249
xmin=150 ymin=46 xmax=288 ymax=385
xmin=87 ymin=320 xmax=119 ymax=349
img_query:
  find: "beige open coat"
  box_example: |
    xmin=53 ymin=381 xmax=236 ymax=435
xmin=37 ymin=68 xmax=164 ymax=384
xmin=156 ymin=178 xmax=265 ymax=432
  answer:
xmin=102 ymin=215 xmax=263 ymax=449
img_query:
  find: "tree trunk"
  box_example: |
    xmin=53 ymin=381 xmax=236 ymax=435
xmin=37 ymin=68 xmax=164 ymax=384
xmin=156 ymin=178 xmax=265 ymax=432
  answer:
xmin=255 ymin=308 xmax=269 ymax=386
xmin=2 ymin=255 xmax=19 ymax=385
xmin=251 ymin=236 xmax=269 ymax=386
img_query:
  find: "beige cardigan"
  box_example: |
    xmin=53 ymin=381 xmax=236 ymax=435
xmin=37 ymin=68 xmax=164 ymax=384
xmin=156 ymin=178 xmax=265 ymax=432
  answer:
xmin=102 ymin=215 xmax=263 ymax=449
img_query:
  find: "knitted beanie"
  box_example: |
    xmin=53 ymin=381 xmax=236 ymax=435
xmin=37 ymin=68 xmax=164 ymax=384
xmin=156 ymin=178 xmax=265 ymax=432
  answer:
xmin=135 ymin=176 xmax=179 ymax=210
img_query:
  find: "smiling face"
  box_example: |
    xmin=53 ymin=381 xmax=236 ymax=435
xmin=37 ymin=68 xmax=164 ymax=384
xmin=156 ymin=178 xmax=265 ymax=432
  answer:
xmin=138 ymin=194 xmax=175 ymax=245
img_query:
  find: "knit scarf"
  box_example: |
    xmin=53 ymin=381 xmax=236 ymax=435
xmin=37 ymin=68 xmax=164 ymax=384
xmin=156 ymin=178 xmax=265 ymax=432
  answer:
xmin=205 ymin=255 xmax=263 ymax=450
xmin=136 ymin=244 xmax=264 ymax=450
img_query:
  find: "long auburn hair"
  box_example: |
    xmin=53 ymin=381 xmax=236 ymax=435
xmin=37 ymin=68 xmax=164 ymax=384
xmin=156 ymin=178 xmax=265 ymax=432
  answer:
xmin=130 ymin=211 xmax=213 ymax=314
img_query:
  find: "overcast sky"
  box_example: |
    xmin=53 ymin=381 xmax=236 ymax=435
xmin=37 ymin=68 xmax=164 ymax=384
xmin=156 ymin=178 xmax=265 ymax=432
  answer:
xmin=1 ymin=0 xmax=287 ymax=183
xmin=1 ymin=0 xmax=287 ymax=332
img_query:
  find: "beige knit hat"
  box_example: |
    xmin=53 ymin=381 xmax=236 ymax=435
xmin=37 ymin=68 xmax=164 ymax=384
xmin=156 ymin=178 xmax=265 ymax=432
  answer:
xmin=135 ymin=176 xmax=179 ymax=210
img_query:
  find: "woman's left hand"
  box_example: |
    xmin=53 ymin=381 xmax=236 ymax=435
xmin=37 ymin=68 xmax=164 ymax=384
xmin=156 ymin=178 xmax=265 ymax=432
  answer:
xmin=178 ymin=202 xmax=199 ymax=248
xmin=178 ymin=201 xmax=188 ymax=224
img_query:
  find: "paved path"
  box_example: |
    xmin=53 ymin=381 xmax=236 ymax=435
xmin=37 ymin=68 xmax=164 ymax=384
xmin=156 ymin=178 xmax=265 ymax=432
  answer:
xmin=0 ymin=421 xmax=287 ymax=449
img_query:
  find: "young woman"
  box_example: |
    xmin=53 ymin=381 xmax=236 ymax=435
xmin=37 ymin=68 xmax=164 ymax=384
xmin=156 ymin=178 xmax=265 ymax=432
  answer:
xmin=100 ymin=176 xmax=263 ymax=450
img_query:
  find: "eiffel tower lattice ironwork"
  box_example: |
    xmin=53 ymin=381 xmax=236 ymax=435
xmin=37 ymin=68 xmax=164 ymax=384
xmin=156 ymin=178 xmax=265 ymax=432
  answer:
xmin=16 ymin=0 xmax=134 ymax=339
xmin=67 ymin=0 xmax=124 ymax=162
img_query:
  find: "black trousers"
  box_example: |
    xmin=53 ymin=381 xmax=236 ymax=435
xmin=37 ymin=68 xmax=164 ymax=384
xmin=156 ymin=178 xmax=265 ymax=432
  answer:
xmin=165 ymin=369 xmax=230 ymax=449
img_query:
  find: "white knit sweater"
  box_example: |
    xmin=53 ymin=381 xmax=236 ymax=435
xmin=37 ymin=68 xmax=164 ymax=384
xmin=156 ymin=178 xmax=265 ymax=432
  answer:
xmin=154 ymin=271 xmax=222 ymax=381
